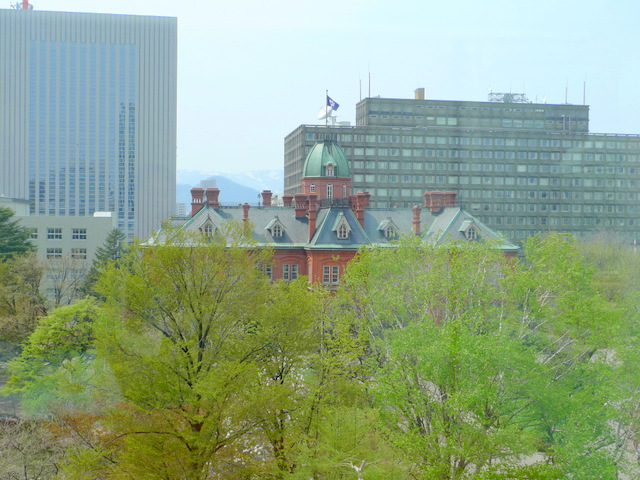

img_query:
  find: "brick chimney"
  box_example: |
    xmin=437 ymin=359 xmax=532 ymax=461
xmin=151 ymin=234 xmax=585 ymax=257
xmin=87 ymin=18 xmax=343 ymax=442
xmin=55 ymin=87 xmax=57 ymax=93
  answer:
xmin=205 ymin=188 xmax=220 ymax=209
xmin=356 ymin=191 xmax=370 ymax=210
xmin=356 ymin=203 xmax=365 ymax=228
xmin=443 ymin=191 xmax=457 ymax=207
xmin=242 ymin=203 xmax=250 ymax=222
xmin=423 ymin=191 xmax=447 ymax=214
xmin=191 ymin=187 xmax=205 ymax=216
xmin=308 ymin=194 xmax=318 ymax=240
xmin=294 ymin=193 xmax=308 ymax=217
xmin=261 ymin=190 xmax=273 ymax=207
xmin=412 ymin=205 xmax=422 ymax=235
xmin=282 ymin=194 xmax=293 ymax=207
xmin=349 ymin=194 xmax=358 ymax=213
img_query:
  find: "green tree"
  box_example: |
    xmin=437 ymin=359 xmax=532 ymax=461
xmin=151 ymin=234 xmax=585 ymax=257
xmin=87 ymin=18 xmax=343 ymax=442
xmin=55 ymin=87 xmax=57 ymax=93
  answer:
xmin=0 ymin=207 xmax=33 ymax=260
xmin=61 ymin=223 xmax=298 ymax=479
xmin=79 ymin=228 xmax=126 ymax=297
xmin=579 ymin=231 xmax=640 ymax=303
xmin=508 ymin=233 xmax=629 ymax=477
xmin=337 ymin=234 xmax=630 ymax=479
xmin=0 ymin=253 xmax=47 ymax=343
xmin=2 ymin=299 xmax=104 ymax=416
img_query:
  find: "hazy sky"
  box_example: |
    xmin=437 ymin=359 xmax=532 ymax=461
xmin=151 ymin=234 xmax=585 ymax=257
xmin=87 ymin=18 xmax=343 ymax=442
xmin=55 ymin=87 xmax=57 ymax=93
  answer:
xmin=30 ymin=0 xmax=640 ymax=174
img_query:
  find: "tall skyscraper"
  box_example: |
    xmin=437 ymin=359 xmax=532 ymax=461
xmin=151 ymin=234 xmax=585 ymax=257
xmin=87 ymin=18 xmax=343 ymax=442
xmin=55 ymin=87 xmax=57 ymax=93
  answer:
xmin=0 ymin=7 xmax=177 ymax=241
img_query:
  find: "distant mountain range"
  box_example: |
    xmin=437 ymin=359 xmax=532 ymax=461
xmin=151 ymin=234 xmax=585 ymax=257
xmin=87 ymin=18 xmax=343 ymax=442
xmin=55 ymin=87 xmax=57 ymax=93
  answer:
xmin=176 ymin=169 xmax=283 ymax=205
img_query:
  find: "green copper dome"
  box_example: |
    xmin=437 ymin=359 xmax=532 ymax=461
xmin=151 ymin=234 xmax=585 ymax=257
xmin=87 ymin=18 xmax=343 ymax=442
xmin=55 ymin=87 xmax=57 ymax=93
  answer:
xmin=302 ymin=140 xmax=351 ymax=178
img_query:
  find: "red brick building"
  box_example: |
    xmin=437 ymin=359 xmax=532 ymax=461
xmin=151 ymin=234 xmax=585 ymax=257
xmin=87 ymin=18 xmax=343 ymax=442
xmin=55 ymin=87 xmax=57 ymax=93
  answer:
xmin=161 ymin=140 xmax=518 ymax=285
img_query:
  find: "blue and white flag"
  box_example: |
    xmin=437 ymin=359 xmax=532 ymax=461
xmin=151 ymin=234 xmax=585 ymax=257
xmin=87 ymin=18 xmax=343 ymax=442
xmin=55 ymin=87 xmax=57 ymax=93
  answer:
xmin=327 ymin=96 xmax=339 ymax=111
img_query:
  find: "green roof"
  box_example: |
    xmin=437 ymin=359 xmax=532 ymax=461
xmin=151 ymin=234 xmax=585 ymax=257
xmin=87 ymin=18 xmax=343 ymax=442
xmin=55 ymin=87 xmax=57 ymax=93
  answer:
xmin=302 ymin=140 xmax=351 ymax=178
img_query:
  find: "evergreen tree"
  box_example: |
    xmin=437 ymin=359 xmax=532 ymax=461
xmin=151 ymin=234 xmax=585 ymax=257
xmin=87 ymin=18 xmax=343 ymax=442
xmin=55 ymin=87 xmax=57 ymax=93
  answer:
xmin=0 ymin=207 xmax=33 ymax=260
xmin=79 ymin=229 xmax=126 ymax=297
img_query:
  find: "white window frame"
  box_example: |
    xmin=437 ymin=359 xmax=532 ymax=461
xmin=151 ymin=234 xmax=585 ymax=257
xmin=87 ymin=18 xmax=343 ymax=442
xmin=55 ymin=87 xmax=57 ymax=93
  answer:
xmin=327 ymin=183 xmax=333 ymax=199
xmin=46 ymin=248 xmax=62 ymax=259
xmin=283 ymin=263 xmax=298 ymax=281
xmin=325 ymin=164 xmax=335 ymax=176
xmin=466 ymin=227 xmax=477 ymax=240
xmin=323 ymin=265 xmax=340 ymax=285
xmin=72 ymin=228 xmax=87 ymax=240
xmin=47 ymin=228 xmax=62 ymax=240
xmin=265 ymin=264 xmax=272 ymax=280
xmin=71 ymin=248 xmax=87 ymax=260
xmin=385 ymin=226 xmax=395 ymax=239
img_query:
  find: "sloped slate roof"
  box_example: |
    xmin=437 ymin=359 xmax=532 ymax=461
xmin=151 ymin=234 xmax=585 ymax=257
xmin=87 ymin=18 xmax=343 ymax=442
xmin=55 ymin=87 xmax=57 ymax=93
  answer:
xmin=153 ymin=203 xmax=518 ymax=253
xmin=309 ymin=208 xmax=370 ymax=250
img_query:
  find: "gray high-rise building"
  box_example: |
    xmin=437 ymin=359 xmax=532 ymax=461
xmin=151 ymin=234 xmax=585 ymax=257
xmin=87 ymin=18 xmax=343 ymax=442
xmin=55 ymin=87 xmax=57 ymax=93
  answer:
xmin=0 ymin=7 xmax=177 ymax=241
xmin=285 ymin=90 xmax=640 ymax=243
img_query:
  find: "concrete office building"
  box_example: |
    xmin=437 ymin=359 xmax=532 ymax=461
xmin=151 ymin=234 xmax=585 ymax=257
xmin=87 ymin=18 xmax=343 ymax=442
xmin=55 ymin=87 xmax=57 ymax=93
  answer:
xmin=0 ymin=6 xmax=177 ymax=241
xmin=285 ymin=90 xmax=640 ymax=243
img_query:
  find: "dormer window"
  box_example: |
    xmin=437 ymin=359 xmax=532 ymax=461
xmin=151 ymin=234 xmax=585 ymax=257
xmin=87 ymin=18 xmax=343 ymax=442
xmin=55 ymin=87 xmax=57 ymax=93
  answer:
xmin=332 ymin=212 xmax=352 ymax=240
xmin=325 ymin=164 xmax=335 ymax=176
xmin=459 ymin=220 xmax=479 ymax=241
xmin=466 ymin=227 xmax=477 ymax=240
xmin=377 ymin=218 xmax=399 ymax=240
xmin=265 ymin=218 xmax=286 ymax=239
xmin=199 ymin=219 xmax=217 ymax=237
xmin=385 ymin=225 xmax=396 ymax=239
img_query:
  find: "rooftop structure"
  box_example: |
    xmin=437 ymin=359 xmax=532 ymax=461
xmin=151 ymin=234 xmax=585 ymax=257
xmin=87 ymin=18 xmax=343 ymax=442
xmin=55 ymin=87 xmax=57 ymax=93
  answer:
xmin=285 ymin=90 xmax=640 ymax=243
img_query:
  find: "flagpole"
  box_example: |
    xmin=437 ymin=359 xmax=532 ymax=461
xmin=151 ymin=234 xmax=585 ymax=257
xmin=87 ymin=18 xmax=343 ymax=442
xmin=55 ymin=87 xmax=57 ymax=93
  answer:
xmin=325 ymin=89 xmax=328 ymax=129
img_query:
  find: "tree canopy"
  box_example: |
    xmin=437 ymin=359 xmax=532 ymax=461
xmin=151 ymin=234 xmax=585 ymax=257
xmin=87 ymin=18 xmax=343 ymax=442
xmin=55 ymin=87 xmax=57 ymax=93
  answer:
xmin=0 ymin=207 xmax=33 ymax=260
xmin=0 ymin=253 xmax=46 ymax=343
xmin=79 ymin=228 xmax=127 ymax=297
xmin=3 ymin=231 xmax=640 ymax=479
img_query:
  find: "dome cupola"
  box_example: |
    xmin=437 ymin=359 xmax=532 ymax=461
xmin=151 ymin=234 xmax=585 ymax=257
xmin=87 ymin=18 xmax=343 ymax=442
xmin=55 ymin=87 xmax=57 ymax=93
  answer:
xmin=302 ymin=140 xmax=350 ymax=178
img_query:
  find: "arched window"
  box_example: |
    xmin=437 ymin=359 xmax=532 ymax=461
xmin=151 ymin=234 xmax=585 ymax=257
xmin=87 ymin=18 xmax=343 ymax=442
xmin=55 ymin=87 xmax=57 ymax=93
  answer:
xmin=385 ymin=226 xmax=395 ymax=239
xmin=338 ymin=224 xmax=348 ymax=239
xmin=466 ymin=227 xmax=477 ymax=240
xmin=325 ymin=164 xmax=335 ymax=176
xmin=327 ymin=183 xmax=333 ymax=199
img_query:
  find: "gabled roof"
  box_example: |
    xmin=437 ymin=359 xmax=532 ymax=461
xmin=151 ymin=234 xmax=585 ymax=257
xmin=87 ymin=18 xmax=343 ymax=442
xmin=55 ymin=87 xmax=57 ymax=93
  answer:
xmin=459 ymin=219 xmax=475 ymax=232
xmin=426 ymin=208 xmax=518 ymax=252
xmin=153 ymin=203 xmax=517 ymax=254
xmin=308 ymin=207 xmax=370 ymax=249
xmin=377 ymin=217 xmax=399 ymax=232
